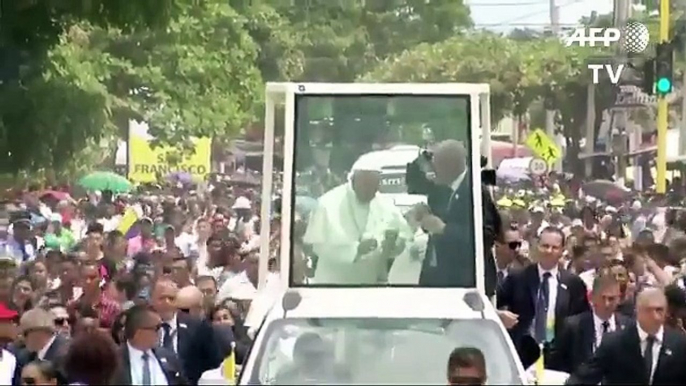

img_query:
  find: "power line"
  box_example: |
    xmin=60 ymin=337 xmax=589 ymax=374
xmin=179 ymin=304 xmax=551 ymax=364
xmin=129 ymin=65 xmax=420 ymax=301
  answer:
xmin=473 ymin=0 xmax=581 ymax=27
xmin=467 ymin=1 xmax=548 ymax=5
xmin=474 ymin=22 xmax=582 ymax=26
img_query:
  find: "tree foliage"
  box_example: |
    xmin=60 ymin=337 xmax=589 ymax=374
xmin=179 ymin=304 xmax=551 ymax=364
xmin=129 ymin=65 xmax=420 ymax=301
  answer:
xmin=2 ymin=0 xmax=674 ymax=177
xmin=363 ymin=33 xmax=595 ymax=122
xmin=0 ymin=1 xmax=264 ymax=173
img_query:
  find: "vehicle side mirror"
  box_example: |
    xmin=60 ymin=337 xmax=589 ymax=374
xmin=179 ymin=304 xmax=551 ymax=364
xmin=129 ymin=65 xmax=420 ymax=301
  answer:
xmin=519 ymin=335 xmax=541 ymax=369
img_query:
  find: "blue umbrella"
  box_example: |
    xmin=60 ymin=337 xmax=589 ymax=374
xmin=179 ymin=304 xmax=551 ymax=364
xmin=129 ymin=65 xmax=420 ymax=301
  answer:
xmin=167 ymin=171 xmax=193 ymax=185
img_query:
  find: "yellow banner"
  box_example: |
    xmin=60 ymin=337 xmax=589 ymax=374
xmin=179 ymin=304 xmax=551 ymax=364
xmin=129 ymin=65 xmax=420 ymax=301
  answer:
xmin=127 ymin=135 xmax=212 ymax=183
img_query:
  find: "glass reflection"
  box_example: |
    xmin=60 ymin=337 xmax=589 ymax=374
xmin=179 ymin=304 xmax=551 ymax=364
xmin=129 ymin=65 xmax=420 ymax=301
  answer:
xmin=249 ymin=318 xmax=520 ymax=385
xmin=292 ymin=95 xmax=474 ymax=287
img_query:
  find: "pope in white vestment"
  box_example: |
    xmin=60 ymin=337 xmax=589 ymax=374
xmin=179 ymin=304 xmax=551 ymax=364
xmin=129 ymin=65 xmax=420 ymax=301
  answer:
xmin=303 ymin=155 xmax=413 ymax=285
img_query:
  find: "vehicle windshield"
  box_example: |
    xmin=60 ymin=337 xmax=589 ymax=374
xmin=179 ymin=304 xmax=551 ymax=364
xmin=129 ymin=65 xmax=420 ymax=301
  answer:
xmin=247 ymin=317 xmax=521 ymax=385
xmin=291 ymin=94 xmax=476 ymax=288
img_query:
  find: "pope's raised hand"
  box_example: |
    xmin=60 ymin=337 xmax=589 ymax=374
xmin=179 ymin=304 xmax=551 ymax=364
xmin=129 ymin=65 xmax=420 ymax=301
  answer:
xmin=357 ymin=238 xmax=378 ymax=256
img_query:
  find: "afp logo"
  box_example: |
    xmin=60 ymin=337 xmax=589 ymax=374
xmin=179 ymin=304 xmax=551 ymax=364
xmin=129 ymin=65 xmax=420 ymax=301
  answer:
xmin=566 ymin=22 xmax=649 ymax=53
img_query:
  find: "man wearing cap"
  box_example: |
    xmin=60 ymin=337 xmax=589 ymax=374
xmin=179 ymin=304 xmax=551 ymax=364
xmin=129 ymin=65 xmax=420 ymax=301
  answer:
xmin=0 ymin=303 xmax=20 ymax=385
xmin=17 ymin=308 xmax=68 ymax=377
xmin=229 ymin=197 xmax=255 ymax=239
xmin=304 ymin=153 xmax=413 ymax=284
xmin=6 ymin=218 xmax=36 ymax=262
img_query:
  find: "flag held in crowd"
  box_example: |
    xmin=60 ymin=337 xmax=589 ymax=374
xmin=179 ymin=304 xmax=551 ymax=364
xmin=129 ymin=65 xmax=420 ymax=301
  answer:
xmin=117 ymin=207 xmax=140 ymax=238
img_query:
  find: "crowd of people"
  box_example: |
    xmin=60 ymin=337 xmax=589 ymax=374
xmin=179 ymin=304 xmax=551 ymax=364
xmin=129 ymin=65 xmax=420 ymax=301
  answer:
xmin=3 ymin=142 xmax=686 ymax=385
xmin=492 ymin=189 xmax=686 ymax=384
xmin=0 ymin=182 xmax=267 ymax=385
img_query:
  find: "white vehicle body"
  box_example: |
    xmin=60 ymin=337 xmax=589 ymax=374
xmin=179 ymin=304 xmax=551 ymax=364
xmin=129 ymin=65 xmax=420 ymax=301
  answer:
xmin=250 ymin=83 xmax=568 ymax=385
xmin=239 ymin=288 xmax=530 ymax=385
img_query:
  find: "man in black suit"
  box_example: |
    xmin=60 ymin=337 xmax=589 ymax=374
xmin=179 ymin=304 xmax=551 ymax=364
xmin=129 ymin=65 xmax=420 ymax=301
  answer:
xmin=494 ymin=225 xmax=526 ymax=288
xmin=567 ymin=287 xmax=686 ymax=385
xmin=548 ymin=274 xmax=631 ymax=373
xmin=16 ymin=308 xmax=69 ymax=382
xmin=406 ymin=140 xmax=500 ymax=295
xmin=497 ymin=227 xmax=590 ymax=359
xmin=18 ymin=308 xmax=68 ymax=362
xmin=114 ymin=305 xmax=187 ymax=385
xmin=151 ymin=278 xmax=222 ymax=384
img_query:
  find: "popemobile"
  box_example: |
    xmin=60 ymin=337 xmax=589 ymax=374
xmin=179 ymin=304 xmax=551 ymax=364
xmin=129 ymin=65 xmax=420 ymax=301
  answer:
xmin=238 ymin=82 xmax=569 ymax=385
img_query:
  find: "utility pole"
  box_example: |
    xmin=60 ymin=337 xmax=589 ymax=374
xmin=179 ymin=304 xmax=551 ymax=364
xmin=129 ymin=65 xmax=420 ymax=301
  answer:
xmin=656 ymin=0 xmax=670 ymax=193
xmin=547 ymin=0 xmax=560 ymax=171
xmin=549 ymin=0 xmax=560 ymax=35
xmin=614 ymin=0 xmax=631 ymax=186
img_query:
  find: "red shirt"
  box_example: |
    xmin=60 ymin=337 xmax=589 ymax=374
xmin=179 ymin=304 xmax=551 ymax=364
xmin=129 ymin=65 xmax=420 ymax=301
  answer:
xmin=75 ymin=292 xmax=121 ymax=329
xmin=95 ymin=292 xmax=121 ymax=329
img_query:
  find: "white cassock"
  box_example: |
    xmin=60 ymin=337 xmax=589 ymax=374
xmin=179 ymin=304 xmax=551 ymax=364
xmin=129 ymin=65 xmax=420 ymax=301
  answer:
xmin=304 ymin=176 xmax=413 ymax=285
xmin=387 ymin=227 xmax=429 ymax=284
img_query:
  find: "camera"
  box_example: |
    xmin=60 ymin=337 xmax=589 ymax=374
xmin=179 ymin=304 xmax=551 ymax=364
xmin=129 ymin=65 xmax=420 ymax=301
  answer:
xmin=481 ymin=156 xmax=496 ymax=186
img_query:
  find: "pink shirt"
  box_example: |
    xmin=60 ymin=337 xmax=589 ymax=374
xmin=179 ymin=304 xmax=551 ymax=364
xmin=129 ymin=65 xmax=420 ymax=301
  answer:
xmin=126 ymin=236 xmax=155 ymax=257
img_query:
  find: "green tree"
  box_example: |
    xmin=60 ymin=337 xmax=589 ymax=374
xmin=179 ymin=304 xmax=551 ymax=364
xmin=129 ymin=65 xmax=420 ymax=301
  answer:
xmin=0 ymin=0 xmax=182 ymax=174
xmin=362 ymin=33 xmax=544 ymax=122
xmin=244 ymin=0 xmax=472 ymax=82
xmin=0 ymin=1 xmax=264 ymax=174
xmin=97 ymin=1 xmax=263 ymax=145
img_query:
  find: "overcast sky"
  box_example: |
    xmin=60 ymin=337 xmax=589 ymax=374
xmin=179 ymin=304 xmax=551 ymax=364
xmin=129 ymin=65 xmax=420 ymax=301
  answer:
xmin=468 ymin=0 xmax=615 ymax=33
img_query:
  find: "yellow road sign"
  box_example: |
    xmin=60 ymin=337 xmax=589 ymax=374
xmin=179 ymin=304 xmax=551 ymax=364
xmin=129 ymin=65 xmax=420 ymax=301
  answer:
xmin=525 ymin=129 xmax=561 ymax=165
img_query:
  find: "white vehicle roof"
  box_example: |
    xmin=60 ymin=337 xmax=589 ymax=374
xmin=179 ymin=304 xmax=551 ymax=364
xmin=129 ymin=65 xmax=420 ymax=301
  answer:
xmin=267 ymin=287 xmax=488 ymax=320
xmin=358 ymin=145 xmax=422 ymax=171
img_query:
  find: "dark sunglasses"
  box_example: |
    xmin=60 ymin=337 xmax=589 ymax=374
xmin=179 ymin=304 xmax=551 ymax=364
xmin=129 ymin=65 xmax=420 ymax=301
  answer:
xmin=21 ymin=377 xmax=36 ymax=386
xmin=162 ymin=267 xmax=172 ymax=274
xmin=449 ymin=376 xmax=484 ymax=385
xmin=54 ymin=318 xmax=69 ymax=326
xmin=508 ymin=241 xmax=522 ymax=250
xmin=178 ymin=308 xmax=190 ymax=314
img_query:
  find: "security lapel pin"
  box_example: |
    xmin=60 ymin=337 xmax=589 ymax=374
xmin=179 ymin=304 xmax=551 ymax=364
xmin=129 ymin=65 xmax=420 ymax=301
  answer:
xmin=666 ymin=349 xmax=673 ymax=356
xmin=180 ymin=323 xmax=188 ymax=329
xmin=560 ymin=283 xmax=568 ymax=290
xmin=160 ymin=357 xmax=168 ymax=363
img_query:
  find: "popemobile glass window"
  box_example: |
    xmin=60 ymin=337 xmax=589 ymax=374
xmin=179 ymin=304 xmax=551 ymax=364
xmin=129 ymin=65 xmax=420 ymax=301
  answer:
xmin=291 ymin=94 xmax=476 ymax=288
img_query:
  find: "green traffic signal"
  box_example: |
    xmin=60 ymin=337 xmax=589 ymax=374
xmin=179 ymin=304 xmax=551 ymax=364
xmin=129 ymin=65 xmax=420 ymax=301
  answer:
xmin=656 ymin=78 xmax=672 ymax=93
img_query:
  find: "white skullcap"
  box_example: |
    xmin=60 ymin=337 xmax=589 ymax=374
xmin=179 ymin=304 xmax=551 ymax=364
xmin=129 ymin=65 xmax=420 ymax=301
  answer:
xmin=571 ymin=219 xmax=583 ymax=227
xmin=351 ymin=153 xmax=383 ymax=174
xmin=631 ymin=200 xmax=642 ymax=210
xmin=605 ymin=206 xmax=618 ymax=213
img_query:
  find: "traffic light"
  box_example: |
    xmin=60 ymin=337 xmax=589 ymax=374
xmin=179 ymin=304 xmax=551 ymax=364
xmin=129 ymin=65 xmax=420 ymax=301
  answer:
xmin=655 ymin=42 xmax=674 ymax=96
xmin=641 ymin=58 xmax=655 ymax=95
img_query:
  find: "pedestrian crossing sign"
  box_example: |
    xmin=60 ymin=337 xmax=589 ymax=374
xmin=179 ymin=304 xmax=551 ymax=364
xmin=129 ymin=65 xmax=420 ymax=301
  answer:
xmin=525 ymin=129 xmax=561 ymax=165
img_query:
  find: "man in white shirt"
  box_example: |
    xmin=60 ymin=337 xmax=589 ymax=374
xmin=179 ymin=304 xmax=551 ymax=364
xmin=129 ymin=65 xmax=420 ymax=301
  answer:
xmin=567 ymin=287 xmax=686 ymax=385
xmin=114 ymin=305 xmax=185 ymax=385
xmin=548 ymin=275 xmax=629 ymax=373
